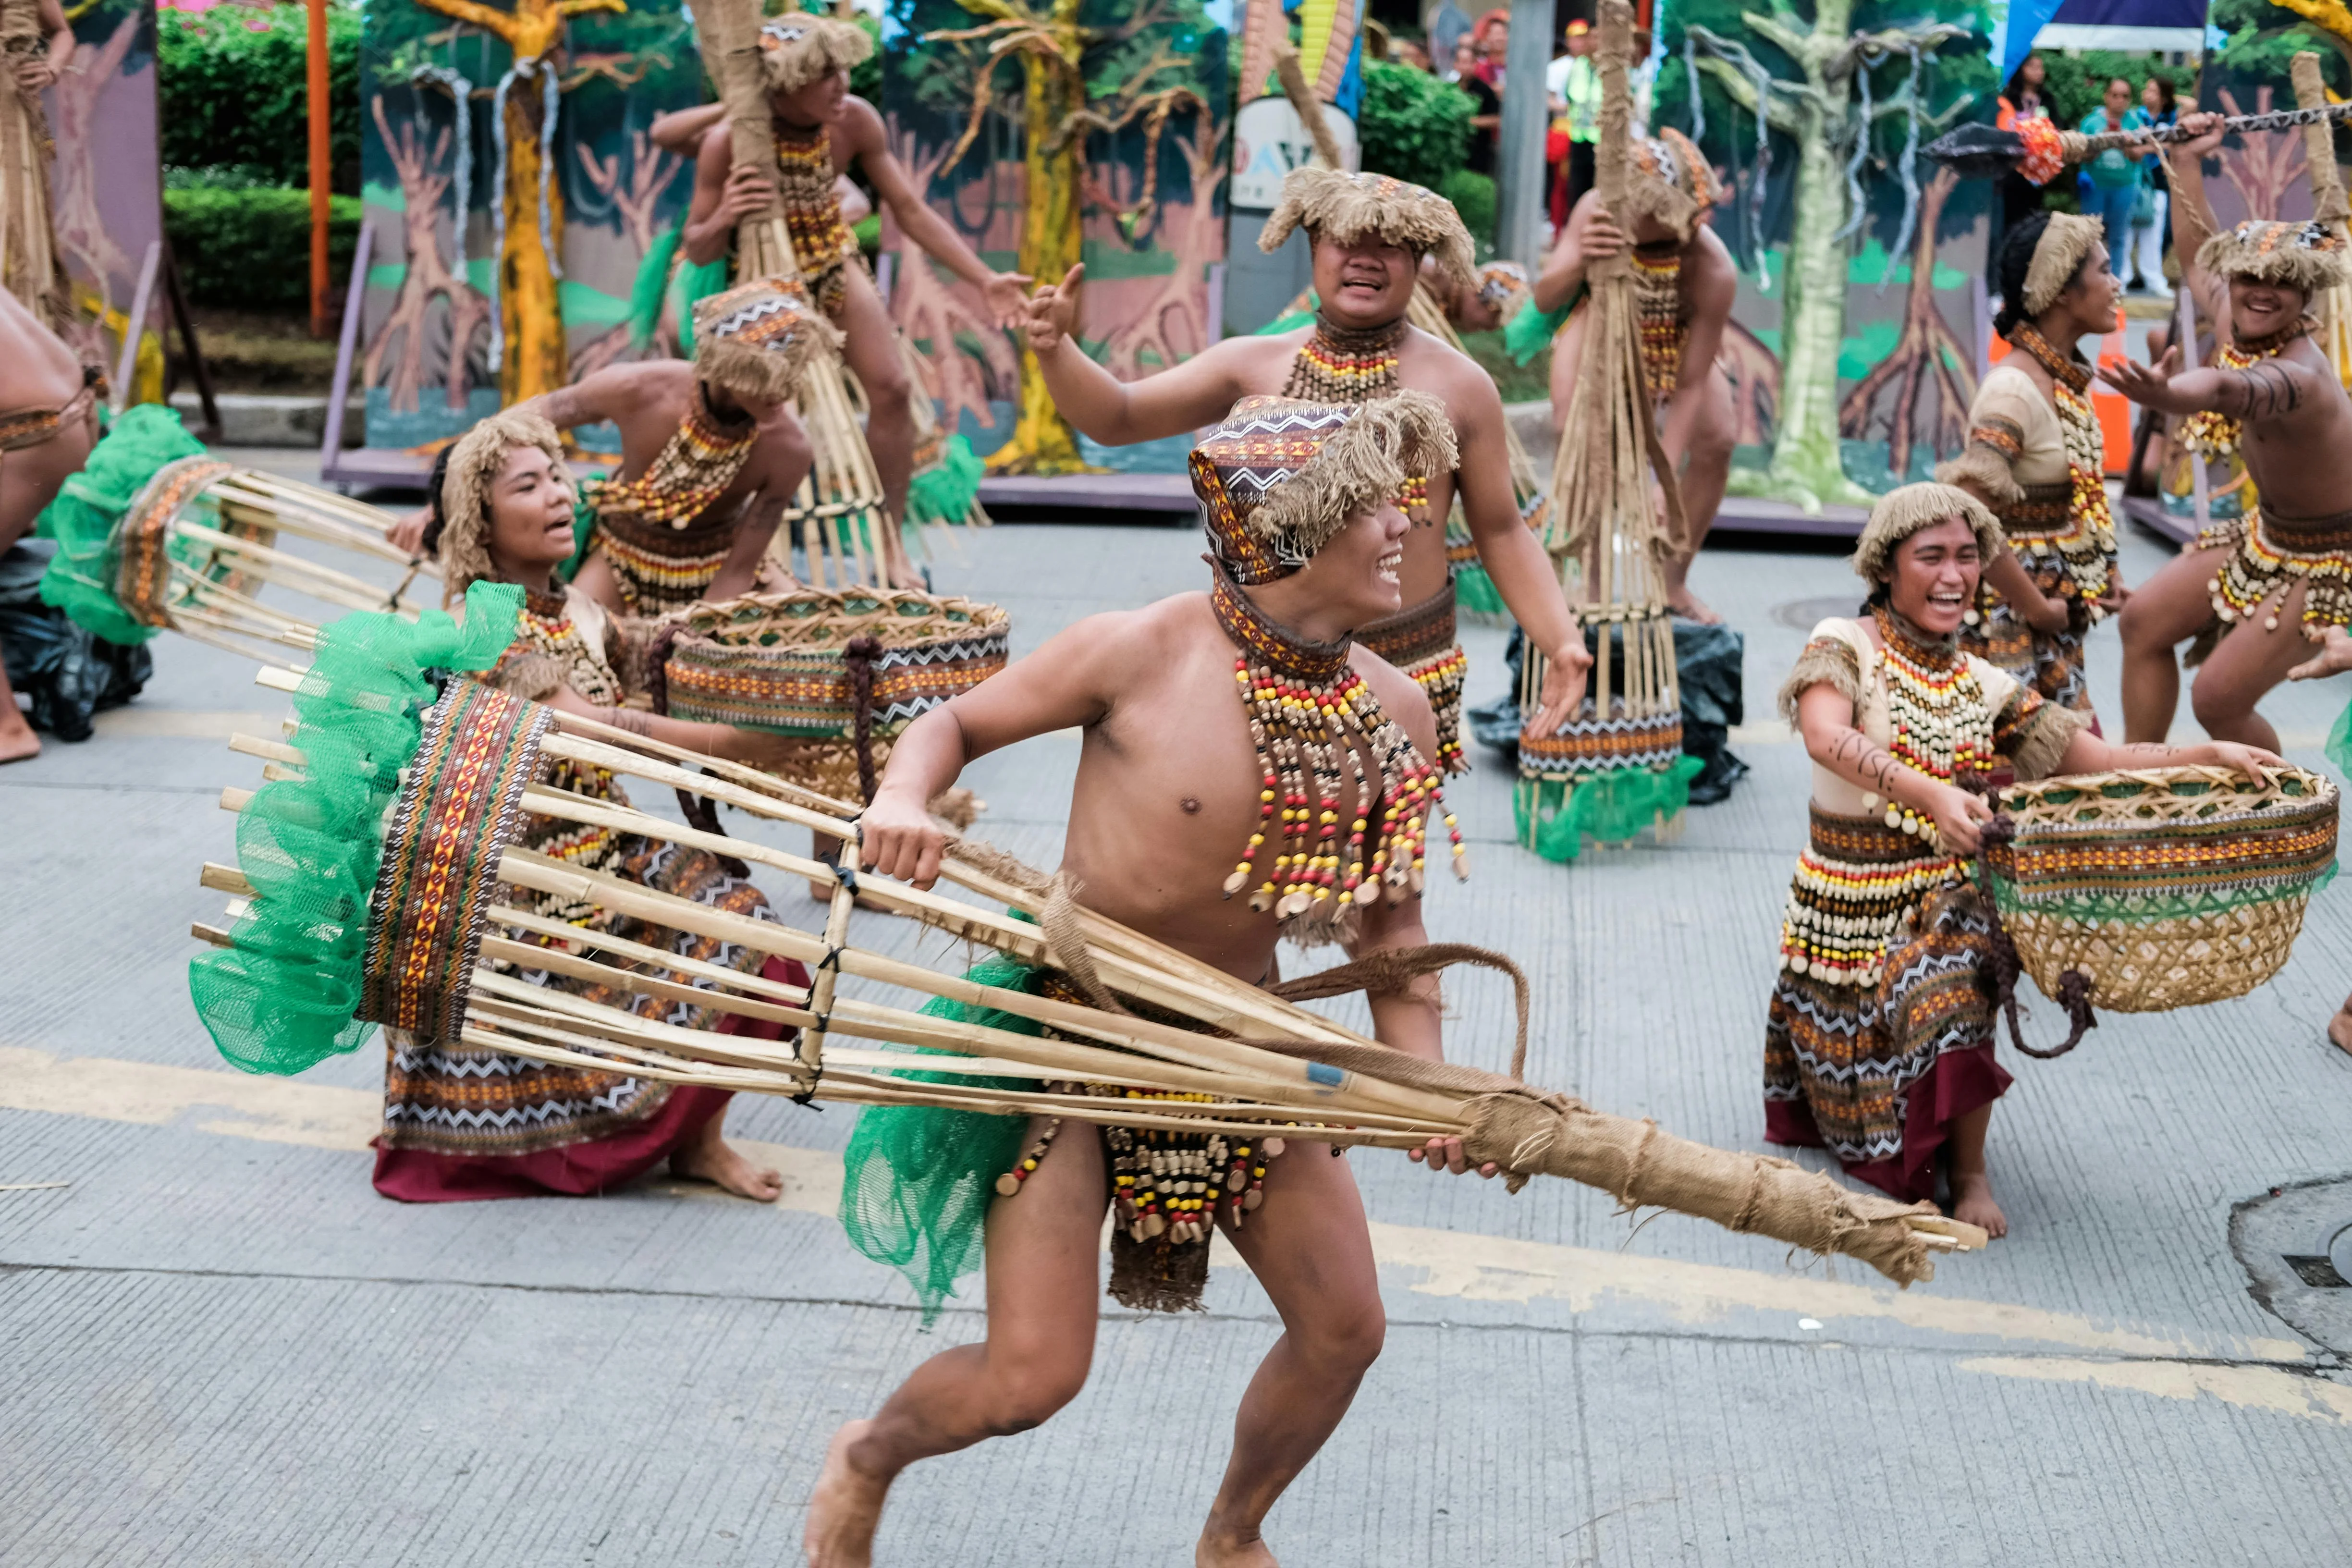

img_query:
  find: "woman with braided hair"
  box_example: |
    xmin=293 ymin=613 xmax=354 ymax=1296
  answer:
xmin=375 ymin=410 xmax=811 ymax=1205
xmin=1938 ymin=210 xmax=2125 ymax=721
xmin=1768 ymin=483 xmax=2278 ymax=1237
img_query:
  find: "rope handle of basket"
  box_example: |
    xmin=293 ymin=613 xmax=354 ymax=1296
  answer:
xmin=645 ymin=619 xmax=751 ymax=880
xmin=1270 ymin=944 xmax=1534 ymax=1083
xmin=1972 ymin=812 xmax=2097 ymax=1061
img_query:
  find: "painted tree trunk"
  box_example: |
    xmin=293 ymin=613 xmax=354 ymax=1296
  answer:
xmin=988 ymin=47 xmax=1087 ymax=475
xmin=499 ymin=73 xmax=567 ymax=404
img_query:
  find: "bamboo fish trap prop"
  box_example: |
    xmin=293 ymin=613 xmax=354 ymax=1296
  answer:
xmin=187 ymin=586 xmax=1985 ymax=1285
xmin=37 ymin=421 xmax=435 ymax=662
xmin=1982 ymin=765 xmax=2337 ymax=1026
xmin=1519 ymin=0 xmax=1695 ymax=860
xmin=703 ymin=0 xmax=893 ymax=591
xmin=649 ymin=586 xmax=1009 ymax=804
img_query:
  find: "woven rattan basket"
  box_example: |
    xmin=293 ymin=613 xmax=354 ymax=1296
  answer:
xmin=1984 ymin=764 xmax=2339 ymax=1013
xmin=654 ymin=588 xmax=1009 ymax=802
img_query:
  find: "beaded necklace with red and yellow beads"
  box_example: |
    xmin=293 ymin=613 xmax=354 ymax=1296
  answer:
xmin=1871 ymin=604 xmax=1994 ymax=840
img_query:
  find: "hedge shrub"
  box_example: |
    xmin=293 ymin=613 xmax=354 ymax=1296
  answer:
xmin=1358 ymin=59 xmax=1472 ymax=192
xmin=159 ymin=2 xmax=362 ymax=192
xmin=163 ymin=187 xmax=363 ymax=311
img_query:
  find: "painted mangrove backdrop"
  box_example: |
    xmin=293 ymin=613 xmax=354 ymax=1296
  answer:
xmin=53 ymin=0 xmax=165 ymax=399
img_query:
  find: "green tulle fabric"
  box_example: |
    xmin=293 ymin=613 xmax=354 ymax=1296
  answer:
xmin=838 ymin=949 xmax=1044 ymax=1324
xmin=628 ymin=224 xmax=686 ymax=348
xmin=674 ymin=256 xmax=734 ymax=355
xmin=1986 ymin=865 xmax=2337 ymax=924
xmin=2328 ymin=695 xmax=2352 ymax=777
xmin=907 ymin=432 xmax=983 ymax=527
xmin=34 ymin=404 xmax=209 ymax=646
xmin=559 ymin=497 xmax=598 ymax=582
xmin=1504 ymin=295 xmax=1571 ymax=366
xmin=187 ymin=581 xmax=521 ymax=1076
xmin=1514 ymin=756 xmax=1704 ymax=863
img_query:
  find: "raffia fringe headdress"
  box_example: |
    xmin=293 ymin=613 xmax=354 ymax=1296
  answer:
xmin=1191 ymin=392 xmax=1458 ymax=584
xmin=2196 ymin=219 xmax=2352 ymax=294
xmin=1258 ymin=167 xmax=1479 ymax=294
xmin=757 ymin=13 xmax=872 ymax=94
xmin=692 ymin=276 xmax=842 ymax=404
xmin=438 ymin=410 xmax=570 ymax=599
xmin=1849 ymin=481 xmax=2001 ymax=582
xmin=2022 ymin=212 xmax=2105 ymax=316
xmin=1618 ymin=127 xmax=1720 ymax=242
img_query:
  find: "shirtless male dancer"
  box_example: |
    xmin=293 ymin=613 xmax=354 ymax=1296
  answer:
xmin=0 ymin=283 xmax=102 ymax=761
xmin=805 ymin=393 xmax=1494 ymax=1567
xmin=1023 ymin=166 xmax=1593 ymax=770
xmin=511 ymin=276 xmax=825 ymax=617
xmin=681 ymin=13 xmax=1031 ymax=588
xmin=1533 ymin=127 xmax=1737 ymax=622
xmin=2109 ymin=111 xmax=2352 ymax=747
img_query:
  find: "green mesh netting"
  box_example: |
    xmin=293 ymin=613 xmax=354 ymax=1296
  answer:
xmin=1504 ymin=295 xmax=1571 ymax=366
xmin=559 ymin=497 xmax=598 ymax=582
xmin=1455 ymin=560 xmax=1505 ymax=619
xmin=907 ymin=433 xmax=983 ymax=527
xmin=1988 ymin=862 xmax=2338 ymax=923
xmin=187 ymin=581 xmax=522 ymax=1076
xmin=1514 ymin=756 xmax=1704 ymax=863
xmin=2327 ymin=695 xmax=2352 ymax=777
xmin=628 ymin=224 xmax=686 ymax=349
xmin=839 ymin=949 xmax=1044 ymax=1324
xmin=674 ymin=256 xmax=734 ymax=355
xmin=34 ymin=404 xmax=208 ymax=646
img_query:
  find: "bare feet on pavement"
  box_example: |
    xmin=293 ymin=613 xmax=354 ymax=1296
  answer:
xmin=2328 ymin=1004 xmax=2352 ymax=1059
xmin=1667 ymin=588 xmax=1721 ymax=625
xmin=806 ymin=1421 xmax=890 ymax=1568
xmin=1196 ymin=1528 xmax=1279 ymax=1567
xmin=1947 ymin=1170 xmax=2008 ymax=1239
xmin=670 ymin=1123 xmax=783 ymax=1201
xmin=0 ymin=718 xmax=39 ymax=764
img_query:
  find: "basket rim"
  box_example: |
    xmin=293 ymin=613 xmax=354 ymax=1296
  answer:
xmin=1996 ymin=762 xmax=2337 ymax=814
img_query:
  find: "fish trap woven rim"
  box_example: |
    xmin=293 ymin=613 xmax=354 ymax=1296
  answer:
xmin=660 ymin=588 xmax=1011 ymax=649
xmin=1995 ymin=763 xmax=2338 ymax=826
xmin=2002 ymin=895 xmax=2314 ymax=1012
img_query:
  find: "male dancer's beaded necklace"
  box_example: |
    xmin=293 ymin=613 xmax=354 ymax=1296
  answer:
xmin=581 ymin=391 xmax=758 ymax=528
xmin=1871 ymin=604 xmax=1993 ymax=840
xmin=772 ymin=121 xmax=859 ymax=313
xmin=2178 ymin=316 xmax=2311 ymax=460
xmin=1283 ymin=316 xmax=1426 ymax=515
xmin=1631 ymin=246 xmax=1686 ymax=396
xmin=2006 ymin=323 xmax=2118 ymax=611
xmin=1211 ymin=574 xmax=1462 ymax=932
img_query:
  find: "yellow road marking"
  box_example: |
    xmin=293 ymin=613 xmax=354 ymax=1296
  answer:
xmin=1961 ymin=1356 xmax=2352 ymax=1426
xmin=0 ymin=1045 xmax=2314 ymax=1374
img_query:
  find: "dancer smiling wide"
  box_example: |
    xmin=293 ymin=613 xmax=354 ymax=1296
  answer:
xmin=1768 ymin=484 xmax=2278 ymax=1237
xmin=375 ymin=412 xmax=810 ymax=1205
xmin=807 ymin=394 xmax=1494 ymax=1568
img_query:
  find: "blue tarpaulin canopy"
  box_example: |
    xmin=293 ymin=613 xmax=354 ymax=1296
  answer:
xmin=1999 ymin=0 xmax=2208 ymax=87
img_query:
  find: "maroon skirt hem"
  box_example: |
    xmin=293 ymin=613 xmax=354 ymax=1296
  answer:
xmin=1763 ymin=1043 xmax=2011 ymax=1204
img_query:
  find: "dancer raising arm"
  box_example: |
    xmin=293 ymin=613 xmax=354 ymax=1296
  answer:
xmin=808 ymin=393 xmax=1493 ymax=1568
xmin=1021 ymin=167 xmax=1593 ymax=771
xmin=1767 ymin=483 xmax=2278 ymax=1237
xmin=2109 ymin=111 xmax=2352 ymax=747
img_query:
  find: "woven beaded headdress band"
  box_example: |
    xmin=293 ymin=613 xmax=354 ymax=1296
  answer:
xmin=692 ymin=275 xmax=842 ymax=404
xmin=1190 ymin=392 xmax=1458 ymax=585
xmin=1257 ymin=167 xmax=1479 ymax=294
xmin=2021 ymin=212 xmax=2105 ymax=316
xmin=1623 ymin=127 xmax=1720 ymax=240
xmin=1849 ymin=481 xmax=2003 ymax=582
xmin=757 ymin=14 xmax=873 ymax=93
xmin=2195 ymin=219 xmax=2351 ymax=295
xmin=437 ymin=410 xmax=571 ymax=600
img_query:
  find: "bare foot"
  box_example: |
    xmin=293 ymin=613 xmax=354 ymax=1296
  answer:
xmin=1196 ymin=1529 xmax=1279 ymax=1568
xmin=1667 ymin=589 xmax=1721 ymax=625
xmin=1947 ymin=1170 xmax=2008 ymax=1240
xmin=670 ymin=1131 xmax=783 ymax=1201
xmin=806 ymin=1420 xmax=890 ymax=1568
xmin=0 ymin=720 xmax=39 ymax=764
xmin=2328 ymin=1009 xmax=2352 ymax=1058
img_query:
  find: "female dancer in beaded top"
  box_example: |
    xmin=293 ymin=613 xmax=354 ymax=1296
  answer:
xmin=1769 ymin=483 xmax=2278 ymax=1237
xmin=1531 ymin=129 xmax=1737 ymax=622
xmin=2109 ymin=111 xmax=2352 ymax=749
xmin=808 ymin=394 xmax=1492 ymax=1568
xmin=681 ymin=14 xmax=1031 ymax=590
xmin=1938 ymin=211 xmax=2124 ymax=718
xmin=379 ymin=412 xmax=811 ymax=1205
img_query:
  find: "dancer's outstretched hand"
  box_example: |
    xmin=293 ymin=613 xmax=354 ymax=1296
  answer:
xmin=386 ymin=506 xmax=430 ymax=558
xmin=2290 ymin=625 xmax=2352 ymax=681
xmin=1022 ymin=264 xmax=1083 ymax=354
xmin=2104 ymin=343 xmax=2182 ymax=409
xmin=1526 ymin=638 xmax=1594 ymax=740
xmin=859 ymin=784 xmax=948 ymax=890
xmin=981 ymin=269 xmax=1035 ymax=329
xmin=1408 ymin=1135 xmax=1499 ymax=1179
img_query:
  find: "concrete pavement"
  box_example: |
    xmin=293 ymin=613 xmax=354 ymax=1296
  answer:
xmin=4 ymin=472 xmax=2352 ymax=1565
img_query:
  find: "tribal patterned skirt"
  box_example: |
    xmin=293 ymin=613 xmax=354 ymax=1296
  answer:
xmin=1962 ymin=491 xmax=2099 ymax=715
xmin=1762 ymin=809 xmax=2011 ymax=1202
xmin=588 ymin=500 xmax=739 ymax=617
xmin=2195 ymin=505 xmax=2352 ymax=635
xmin=1357 ymin=581 xmax=1469 ymax=774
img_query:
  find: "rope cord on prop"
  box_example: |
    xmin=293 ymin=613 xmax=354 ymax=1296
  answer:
xmin=1971 ymin=814 xmax=2098 ymax=1059
xmin=644 ymin=619 xmax=750 ymax=879
xmin=1269 ymin=943 xmax=1533 ymax=1082
xmin=844 ymin=633 xmax=883 ymax=803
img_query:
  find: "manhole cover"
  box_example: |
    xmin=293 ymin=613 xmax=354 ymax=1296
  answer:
xmin=1770 ymin=594 xmax=1868 ymax=632
xmin=2230 ymin=1176 xmax=2352 ymax=1354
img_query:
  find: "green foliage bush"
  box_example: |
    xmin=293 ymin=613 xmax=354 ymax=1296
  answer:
xmin=163 ymin=187 xmax=362 ymax=311
xmin=1357 ymin=59 xmax=1472 ymax=191
xmin=2032 ymin=51 xmax=2198 ymax=130
xmin=159 ymin=1 xmax=361 ymax=192
xmin=1439 ymin=169 xmax=1495 ymax=247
